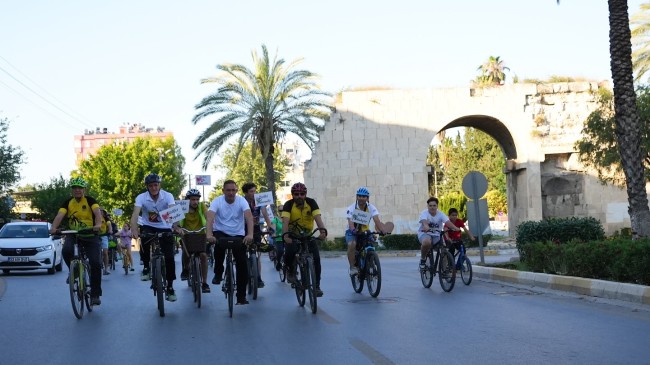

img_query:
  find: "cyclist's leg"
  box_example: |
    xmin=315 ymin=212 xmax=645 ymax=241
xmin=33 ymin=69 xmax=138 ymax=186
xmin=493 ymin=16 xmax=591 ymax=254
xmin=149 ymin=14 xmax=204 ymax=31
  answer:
xmin=309 ymin=239 xmax=322 ymax=284
xmin=345 ymin=229 xmax=357 ymax=271
xmin=213 ymin=231 xmax=226 ymax=281
xmin=180 ymin=240 xmax=190 ymax=280
xmin=284 ymin=241 xmax=297 ymax=279
xmin=62 ymin=236 xmax=75 ymax=270
xmin=101 ymin=236 xmax=110 ymax=274
xmin=200 ymin=252 xmax=209 ymax=290
xmin=161 ymin=233 xmax=176 ymax=287
xmin=139 ymin=229 xmax=153 ymax=275
xmin=254 ymin=233 xmax=264 ymax=285
xmin=232 ymin=238 xmax=248 ymax=302
xmin=81 ymin=236 xmax=103 ymax=298
xmin=417 ymin=232 xmax=432 ymax=266
xmin=275 ymin=241 xmax=285 ymax=270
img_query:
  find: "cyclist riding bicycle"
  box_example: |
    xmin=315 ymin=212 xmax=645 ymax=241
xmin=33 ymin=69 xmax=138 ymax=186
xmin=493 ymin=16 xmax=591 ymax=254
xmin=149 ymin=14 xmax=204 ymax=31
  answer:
xmin=418 ymin=197 xmax=460 ymax=269
xmin=118 ymin=222 xmax=134 ymax=271
xmin=281 ymin=182 xmax=328 ymax=297
xmin=130 ymin=173 xmax=180 ymax=302
xmin=99 ymin=209 xmax=114 ymax=275
xmin=242 ymin=182 xmax=272 ymax=288
xmin=176 ymin=188 xmax=211 ymax=293
xmin=206 ymin=180 xmax=254 ymax=305
xmin=345 ymin=187 xmax=387 ymax=275
xmin=444 ymin=208 xmax=475 ymax=256
xmin=49 ymin=177 xmax=104 ymax=306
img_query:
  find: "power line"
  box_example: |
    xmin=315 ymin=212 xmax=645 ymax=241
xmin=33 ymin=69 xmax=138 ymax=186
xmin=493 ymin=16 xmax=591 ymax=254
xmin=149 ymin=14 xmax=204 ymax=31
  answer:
xmin=0 ymin=54 xmax=102 ymax=128
xmin=0 ymin=56 xmax=96 ymax=129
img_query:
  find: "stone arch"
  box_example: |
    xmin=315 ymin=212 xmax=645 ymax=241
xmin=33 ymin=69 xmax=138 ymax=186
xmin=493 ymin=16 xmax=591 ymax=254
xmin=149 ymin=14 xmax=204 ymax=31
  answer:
xmin=304 ymin=82 xmax=632 ymax=237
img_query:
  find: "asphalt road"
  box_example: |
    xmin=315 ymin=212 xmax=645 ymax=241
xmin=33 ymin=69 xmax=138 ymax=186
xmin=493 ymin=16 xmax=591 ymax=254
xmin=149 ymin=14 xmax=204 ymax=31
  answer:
xmin=1 ymin=253 xmax=649 ymax=365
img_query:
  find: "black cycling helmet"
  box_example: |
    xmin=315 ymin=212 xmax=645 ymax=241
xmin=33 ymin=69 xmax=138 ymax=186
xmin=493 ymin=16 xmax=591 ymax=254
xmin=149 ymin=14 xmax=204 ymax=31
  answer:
xmin=144 ymin=173 xmax=162 ymax=185
xmin=185 ymin=188 xmax=201 ymax=199
xmin=291 ymin=182 xmax=307 ymax=194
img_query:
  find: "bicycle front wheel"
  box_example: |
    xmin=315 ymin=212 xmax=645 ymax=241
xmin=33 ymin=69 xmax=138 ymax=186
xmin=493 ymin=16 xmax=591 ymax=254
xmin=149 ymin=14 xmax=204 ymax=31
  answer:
xmin=294 ymin=264 xmax=306 ymax=307
xmin=306 ymin=256 xmax=317 ymax=313
xmin=420 ymin=251 xmax=434 ymax=288
xmin=438 ymin=250 xmax=456 ymax=292
xmin=154 ymin=259 xmax=165 ymax=317
xmin=278 ymin=255 xmax=286 ymax=282
xmin=248 ymin=254 xmax=258 ymax=300
xmin=225 ymin=256 xmax=234 ymax=317
xmin=193 ymin=256 xmax=202 ymax=307
xmin=366 ymin=253 xmax=382 ymax=298
xmin=69 ymin=260 xmax=84 ymax=319
xmin=460 ymin=256 xmax=473 ymax=285
xmin=351 ymin=257 xmax=364 ymax=293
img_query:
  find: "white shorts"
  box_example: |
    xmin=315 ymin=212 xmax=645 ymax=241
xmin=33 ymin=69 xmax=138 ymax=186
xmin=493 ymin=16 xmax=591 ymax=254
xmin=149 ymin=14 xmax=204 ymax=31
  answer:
xmin=100 ymin=236 xmax=109 ymax=249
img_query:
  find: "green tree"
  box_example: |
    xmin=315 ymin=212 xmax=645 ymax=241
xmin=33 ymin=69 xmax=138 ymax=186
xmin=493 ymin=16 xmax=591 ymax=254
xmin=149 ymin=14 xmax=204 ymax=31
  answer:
xmin=192 ymin=44 xmax=332 ymax=204
xmin=0 ymin=116 xmax=25 ymax=220
xmin=475 ymin=56 xmax=510 ymax=86
xmin=77 ymin=136 xmax=185 ymax=221
xmin=207 ymin=141 xmax=289 ymax=202
xmin=30 ymin=175 xmax=70 ymax=221
xmin=433 ymin=128 xmax=507 ymax=217
xmin=631 ymin=2 xmax=650 ymax=82
xmin=575 ymin=86 xmax=650 ymax=185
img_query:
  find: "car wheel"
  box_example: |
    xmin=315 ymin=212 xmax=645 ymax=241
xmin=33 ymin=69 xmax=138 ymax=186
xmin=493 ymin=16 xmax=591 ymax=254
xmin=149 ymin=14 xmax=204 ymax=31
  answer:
xmin=55 ymin=254 xmax=63 ymax=272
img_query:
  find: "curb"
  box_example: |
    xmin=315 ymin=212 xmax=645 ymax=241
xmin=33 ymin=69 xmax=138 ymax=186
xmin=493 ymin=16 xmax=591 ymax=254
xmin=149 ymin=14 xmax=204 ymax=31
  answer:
xmin=474 ymin=265 xmax=650 ymax=305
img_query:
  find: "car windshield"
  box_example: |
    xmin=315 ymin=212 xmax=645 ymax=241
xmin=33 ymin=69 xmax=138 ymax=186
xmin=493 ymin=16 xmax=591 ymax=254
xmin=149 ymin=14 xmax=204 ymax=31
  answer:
xmin=0 ymin=225 xmax=49 ymax=238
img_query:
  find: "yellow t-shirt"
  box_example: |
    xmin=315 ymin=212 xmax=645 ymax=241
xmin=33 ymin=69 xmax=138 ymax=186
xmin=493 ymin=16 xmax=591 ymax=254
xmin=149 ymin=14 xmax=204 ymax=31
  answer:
xmin=281 ymin=197 xmax=321 ymax=234
xmin=58 ymin=196 xmax=99 ymax=231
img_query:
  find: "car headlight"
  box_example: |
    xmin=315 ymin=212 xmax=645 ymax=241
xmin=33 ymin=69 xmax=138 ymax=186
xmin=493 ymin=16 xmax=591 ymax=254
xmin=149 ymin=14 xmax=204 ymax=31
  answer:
xmin=35 ymin=244 xmax=53 ymax=252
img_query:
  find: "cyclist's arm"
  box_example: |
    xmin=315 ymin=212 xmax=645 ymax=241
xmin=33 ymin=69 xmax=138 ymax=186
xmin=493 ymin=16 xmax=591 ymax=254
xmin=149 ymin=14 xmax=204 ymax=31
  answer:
xmin=462 ymin=224 xmax=476 ymax=241
xmin=130 ymin=206 xmax=142 ymax=239
xmin=50 ymin=210 xmax=66 ymax=234
xmin=261 ymin=207 xmax=272 ymax=231
xmin=205 ymin=209 xmax=216 ymax=243
xmin=281 ymin=214 xmax=291 ymax=244
xmin=314 ymin=214 xmax=327 ymax=239
xmin=92 ymin=206 xmax=103 ymax=232
xmin=243 ymin=209 xmax=254 ymax=244
xmin=372 ymin=215 xmax=385 ymax=233
xmin=444 ymin=220 xmax=460 ymax=232
xmin=419 ymin=219 xmax=430 ymax=232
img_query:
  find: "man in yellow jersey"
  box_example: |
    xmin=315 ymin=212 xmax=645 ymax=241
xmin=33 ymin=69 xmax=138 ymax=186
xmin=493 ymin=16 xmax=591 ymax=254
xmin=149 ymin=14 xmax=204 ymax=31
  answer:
xmin=281 ymin=182 xmax=327 ymax=297
xmin=175 ymin=188 xmax=211 ymax=293
xmin=50 ymin=177 xmax=103 ymax=306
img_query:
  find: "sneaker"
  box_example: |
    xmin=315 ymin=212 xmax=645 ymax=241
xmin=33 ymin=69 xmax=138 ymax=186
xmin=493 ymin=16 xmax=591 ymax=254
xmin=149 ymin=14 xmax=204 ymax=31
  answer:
xmin=236 ymin=298 xmax=249 ymax=305
xmin=166 ymin=288 xmax=177 ymax=302
xmin=349 ymin=266 xmax=359 ymax=275
xmin=141 ymin=272 xmax=150 ymax=281
xmin=103 ymin=270 xmax=110 ymax=275
xmin=419 ymin=260 xmax=427 ymax=270
xmin=130 ymin=267 xmax=135 ymax=271
xmin=180 ymin=270 xmax=188 ymax=281
xmin=258 ymin=278 xmax=265 ymax=288
xmin=287 ymin=272 xmax=297 ymax=284
xmin=314 ymin=287 xmax=323 ymax=297
xmin=212 ymin=275 xmax=221 ymax=285
xmin=275 ymin=262 xmax=282 ymax=271
xmin=202 ymin=283 xmax=211 ymax=293
xmin=91 ymin=296 xmax=101 ymax=306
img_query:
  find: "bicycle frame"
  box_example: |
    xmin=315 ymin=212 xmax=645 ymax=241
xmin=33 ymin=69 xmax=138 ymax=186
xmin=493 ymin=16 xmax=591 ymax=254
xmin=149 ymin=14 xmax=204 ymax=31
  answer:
xmin=180 ymin=228 xmax=207 ymax=308
xmin=60 ymin=229 xmax=96 ymax=319
xmin=142 ymin=231 xmax=174 ymax=317
xmin=283 ymin=227 xmax=327 ymax=314
xmin=217 ymin=237 xmax=244 ymax=318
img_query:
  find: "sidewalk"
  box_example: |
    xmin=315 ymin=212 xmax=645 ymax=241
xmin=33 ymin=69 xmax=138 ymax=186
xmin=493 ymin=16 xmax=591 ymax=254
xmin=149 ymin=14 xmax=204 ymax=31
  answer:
xmin=322 ymin=242 xmax=650 ymax=306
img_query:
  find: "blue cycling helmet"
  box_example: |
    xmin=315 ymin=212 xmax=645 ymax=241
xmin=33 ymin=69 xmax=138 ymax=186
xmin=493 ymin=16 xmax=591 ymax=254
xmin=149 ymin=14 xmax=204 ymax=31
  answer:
xmin=356 ymin=187 xmax=370 ymax=197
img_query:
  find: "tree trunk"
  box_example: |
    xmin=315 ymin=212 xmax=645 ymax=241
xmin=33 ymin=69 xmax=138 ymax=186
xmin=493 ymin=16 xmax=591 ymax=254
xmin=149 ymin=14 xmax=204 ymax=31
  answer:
xmin=608 ymin=0 xmax=650 ymax=237
xmin=264 ymin=145 xmax=277 ymax=205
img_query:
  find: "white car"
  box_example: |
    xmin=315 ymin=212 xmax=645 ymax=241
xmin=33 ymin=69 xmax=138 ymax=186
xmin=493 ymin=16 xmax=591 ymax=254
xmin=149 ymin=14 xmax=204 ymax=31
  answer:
xmin=0 ymin=221 xmax=63 ymax=275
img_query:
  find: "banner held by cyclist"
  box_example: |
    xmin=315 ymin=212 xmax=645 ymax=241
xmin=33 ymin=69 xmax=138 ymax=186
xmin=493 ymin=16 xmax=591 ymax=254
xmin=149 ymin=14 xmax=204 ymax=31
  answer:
xmin=130 ymin=173 xmax=180 ymax=302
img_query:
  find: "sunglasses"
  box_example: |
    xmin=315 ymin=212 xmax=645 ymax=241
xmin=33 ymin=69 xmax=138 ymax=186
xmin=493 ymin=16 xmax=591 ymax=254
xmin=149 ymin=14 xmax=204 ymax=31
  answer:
xmin=293 ymin=192 xmax=306 ymax=197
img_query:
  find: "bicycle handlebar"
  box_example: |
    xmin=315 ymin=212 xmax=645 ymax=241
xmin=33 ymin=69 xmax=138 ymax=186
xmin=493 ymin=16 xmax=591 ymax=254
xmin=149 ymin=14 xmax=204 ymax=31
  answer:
xmin=56 ymin=228 xmax=97 ymax=235
xmin=282 ymin=228 xmax=327 ymax=242
xmin=179 ymin=227 xmax=206 ymax=234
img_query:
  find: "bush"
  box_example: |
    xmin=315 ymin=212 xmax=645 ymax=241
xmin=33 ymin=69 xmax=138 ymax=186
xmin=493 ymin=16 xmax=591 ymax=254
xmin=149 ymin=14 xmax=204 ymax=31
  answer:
xmin=518 ymin=238 xmax=650 ymax=285
xmin=321 ymin=237 xmax=346 ymax=251
xmin=381 ymin=234 xmax=420 ymax=250
xmin=515 ymin=217 xmax=605 ymax=260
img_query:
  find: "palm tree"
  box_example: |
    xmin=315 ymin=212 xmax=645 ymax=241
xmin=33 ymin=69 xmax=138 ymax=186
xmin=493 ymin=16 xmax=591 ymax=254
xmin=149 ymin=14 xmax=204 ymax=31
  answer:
xmin=476 ymin=56 xmax=510 ymax=85
xmin=191 ymin=45 xmax=332 ymax=203
xmin=631 ymin=2 xmax=650 ymax=82
xmin=559 ymin=0 xmax=650 ymax=236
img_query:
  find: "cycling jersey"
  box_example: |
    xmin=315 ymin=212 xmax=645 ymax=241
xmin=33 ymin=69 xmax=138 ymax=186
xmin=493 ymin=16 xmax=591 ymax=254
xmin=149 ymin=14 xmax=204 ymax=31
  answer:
xmin=58 ymin=196 xmax=100 ymax=231
xmin=281 ymin=197 xmax=320 ymax=233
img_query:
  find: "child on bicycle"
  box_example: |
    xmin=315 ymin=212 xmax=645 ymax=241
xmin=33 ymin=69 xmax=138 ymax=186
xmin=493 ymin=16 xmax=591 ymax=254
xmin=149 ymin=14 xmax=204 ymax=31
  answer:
xmin=443 ymin=208 xmax=475 ymax=256
xmin=119 ymin=222 xmax=134 ymax=271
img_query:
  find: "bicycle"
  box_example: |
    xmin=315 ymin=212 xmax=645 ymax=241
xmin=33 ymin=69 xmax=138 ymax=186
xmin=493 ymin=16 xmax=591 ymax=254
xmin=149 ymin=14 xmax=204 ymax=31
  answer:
xmin=450 ymin=238 xmax=473 ymax=285
xmin=180 ymin=227 xmax=207 ymax=308
xmin=107 ymin=239 xmax=118 ymax=271
xmin=120 ymin=244 xmax=132 ymax=275
xmin=265 ymin=231 xmax=286 ymax=283
xmin=420 ymin=230 xmax=456 ymax=292
xmin=58 ymin=229 xmax=96 ymax=319
xmin=350 ymin=222 xmax=393 ymax=298
xmin=217 ymin=237 xmax=244 ymax=318
xmin=283 ymin=227 xmax=327 ymax=314
xmin=141 ymin=231 xmax=175 ymax=317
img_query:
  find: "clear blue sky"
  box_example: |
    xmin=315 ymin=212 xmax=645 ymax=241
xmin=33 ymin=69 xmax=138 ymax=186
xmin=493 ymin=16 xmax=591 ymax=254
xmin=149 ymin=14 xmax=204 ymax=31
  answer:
xmin=0 ymin=0 xmax=645 ymax=186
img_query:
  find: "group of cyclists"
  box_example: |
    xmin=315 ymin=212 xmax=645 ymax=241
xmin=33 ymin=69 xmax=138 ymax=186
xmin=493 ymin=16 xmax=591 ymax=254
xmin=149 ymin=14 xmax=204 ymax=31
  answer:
xmin=49 ymin=172 xmax=476 ymax=311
